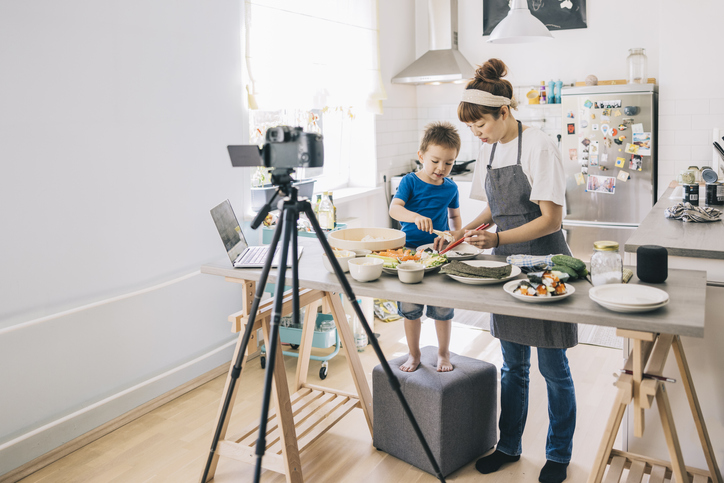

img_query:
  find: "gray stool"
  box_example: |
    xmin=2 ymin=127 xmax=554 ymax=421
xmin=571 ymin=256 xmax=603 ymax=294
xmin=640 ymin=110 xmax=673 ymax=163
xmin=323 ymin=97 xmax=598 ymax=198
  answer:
xmin=372 ymin=346 xmax=497 ymax=477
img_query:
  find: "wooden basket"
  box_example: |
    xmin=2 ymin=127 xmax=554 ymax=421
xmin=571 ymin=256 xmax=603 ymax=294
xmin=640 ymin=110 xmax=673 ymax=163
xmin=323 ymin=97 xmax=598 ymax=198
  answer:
xmin=328 ymin=227 xmax=405 ymax=251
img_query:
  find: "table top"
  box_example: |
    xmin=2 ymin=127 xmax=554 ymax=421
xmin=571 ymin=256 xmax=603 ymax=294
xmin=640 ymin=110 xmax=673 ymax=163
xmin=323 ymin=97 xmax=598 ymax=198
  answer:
xmin=625 ymin=186 xmax=724 ymax=259
xmin=202 ymin=238 xmax=707 ymax=338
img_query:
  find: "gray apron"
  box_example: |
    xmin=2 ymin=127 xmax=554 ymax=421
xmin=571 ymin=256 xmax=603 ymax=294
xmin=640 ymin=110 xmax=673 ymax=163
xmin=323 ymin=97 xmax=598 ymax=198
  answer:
xmin=485 ymin=121 xmax=578 ymax=349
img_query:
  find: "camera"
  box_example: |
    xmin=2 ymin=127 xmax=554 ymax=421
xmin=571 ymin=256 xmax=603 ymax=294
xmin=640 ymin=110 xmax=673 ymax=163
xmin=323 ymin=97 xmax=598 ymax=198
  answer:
xmin=227 ymin=126 xmax=324 ymax=170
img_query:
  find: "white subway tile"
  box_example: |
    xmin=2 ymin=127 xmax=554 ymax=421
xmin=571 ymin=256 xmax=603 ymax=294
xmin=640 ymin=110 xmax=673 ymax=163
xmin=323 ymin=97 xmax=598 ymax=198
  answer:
xmin=658 ymin=115 xmax=692 ymax=131
xmin=692 ymin=114 xmax=724 ymax=130
xmin=676 ymin=99 xmax=709 ymax=115
xmin=710 ymin=99 xmax=724 ymax=114
xmin=658 ymin=130 xmax=676 ymax=146
xmin=658 ymin=100 xmax=675 ymax=115
xmin=674 ymin=130 xmax=709 ymax=146
xmin=691 ymin=145 xmax=713 ymax=162
xmin=658 ymin=145 xmax=691 ymax=161
xmin=427 ymin=106 xmax=444 ymax=119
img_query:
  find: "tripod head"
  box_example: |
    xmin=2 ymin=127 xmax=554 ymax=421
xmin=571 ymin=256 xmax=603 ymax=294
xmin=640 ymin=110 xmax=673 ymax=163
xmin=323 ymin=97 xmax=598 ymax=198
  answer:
xmin=251 ymin=168 xmax=300 ymax=230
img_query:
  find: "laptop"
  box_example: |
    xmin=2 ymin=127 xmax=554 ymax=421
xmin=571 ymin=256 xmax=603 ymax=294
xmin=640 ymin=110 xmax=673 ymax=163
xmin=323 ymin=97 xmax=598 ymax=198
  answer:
xmin=210 ymin=200 xmax=303 ymax=268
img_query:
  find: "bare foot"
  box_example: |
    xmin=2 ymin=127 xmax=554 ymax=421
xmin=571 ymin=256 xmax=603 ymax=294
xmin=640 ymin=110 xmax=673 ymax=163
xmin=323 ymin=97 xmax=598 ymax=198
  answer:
xmin=400 ymin=354 xmax=420 ymax=372
xmin=437 ymin=352 xmax=453 ymax=372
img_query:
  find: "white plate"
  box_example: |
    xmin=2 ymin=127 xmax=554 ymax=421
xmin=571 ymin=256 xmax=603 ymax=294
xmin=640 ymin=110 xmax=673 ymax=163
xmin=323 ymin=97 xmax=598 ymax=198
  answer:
xmin=444 ymin=261 xmax=521 ymax=285
xmin=590 ymin=295 xmax=669 ymax=313
xmin=589 ymin=284 xmax=669 ymax=306
xmin=503 ymin=280 xmax=575 ymax=303
xmin=417 ymin=243 xmax=481 ymax=261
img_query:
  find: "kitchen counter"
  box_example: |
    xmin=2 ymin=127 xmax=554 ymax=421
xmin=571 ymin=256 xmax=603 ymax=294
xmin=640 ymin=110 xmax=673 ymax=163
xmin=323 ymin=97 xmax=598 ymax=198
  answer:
xmin=625 ymin=186 xmax=724 ymax=260
xmin=202 ymin=238 xmax=707 ymax=338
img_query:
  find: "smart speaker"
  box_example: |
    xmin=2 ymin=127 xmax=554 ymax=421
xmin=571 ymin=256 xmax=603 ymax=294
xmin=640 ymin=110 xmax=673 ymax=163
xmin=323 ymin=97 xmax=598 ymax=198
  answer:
xmin=637 ymin=245 xmax=668 ymax=283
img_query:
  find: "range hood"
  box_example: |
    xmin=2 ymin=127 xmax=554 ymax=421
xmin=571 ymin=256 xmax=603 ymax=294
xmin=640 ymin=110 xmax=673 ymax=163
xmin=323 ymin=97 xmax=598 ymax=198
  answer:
xmin=391 ymin=0 xmax=474 ymax=85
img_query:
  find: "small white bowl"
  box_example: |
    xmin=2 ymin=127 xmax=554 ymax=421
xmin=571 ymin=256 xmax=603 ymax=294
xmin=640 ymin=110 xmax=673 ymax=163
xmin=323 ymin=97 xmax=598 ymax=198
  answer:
xmin=347 ymin=257 xmax=384 ymax=282
xmin=322 ymin=250 xmax=356 ymax=273
xmin=397 ymin=262 xmax=424 ymax=284
xmin=351 ymin=248 xmax=372 ymax=257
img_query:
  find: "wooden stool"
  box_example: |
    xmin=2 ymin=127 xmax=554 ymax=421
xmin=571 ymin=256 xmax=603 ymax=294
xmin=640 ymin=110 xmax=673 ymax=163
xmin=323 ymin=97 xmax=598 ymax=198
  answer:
xmin=201 ymin=279 xmax=373 ymax=483
xmin=588 ymin=329 xmax=722 ymax=483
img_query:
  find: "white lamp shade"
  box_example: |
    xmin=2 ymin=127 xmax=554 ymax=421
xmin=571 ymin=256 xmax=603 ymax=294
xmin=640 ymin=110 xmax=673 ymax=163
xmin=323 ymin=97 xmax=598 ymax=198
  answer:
xmin=487 ymin=0 xmax=553 ymax=44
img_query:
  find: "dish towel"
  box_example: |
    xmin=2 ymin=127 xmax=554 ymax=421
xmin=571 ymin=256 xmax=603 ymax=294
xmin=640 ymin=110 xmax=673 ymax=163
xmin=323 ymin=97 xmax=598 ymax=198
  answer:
xmin=664 ymin=202 xmax=722 ymax=222
xmin=506 ymin=254 xmax=555 ymax=272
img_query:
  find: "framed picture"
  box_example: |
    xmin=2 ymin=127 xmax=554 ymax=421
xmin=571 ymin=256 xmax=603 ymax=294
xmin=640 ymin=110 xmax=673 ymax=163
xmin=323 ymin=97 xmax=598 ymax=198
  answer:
xmin=484 ymin=0 xmax=587 ymax=35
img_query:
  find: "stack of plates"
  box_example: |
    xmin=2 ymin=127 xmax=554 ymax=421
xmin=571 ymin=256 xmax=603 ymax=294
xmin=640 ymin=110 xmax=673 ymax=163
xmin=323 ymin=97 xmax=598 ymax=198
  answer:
xmin=589 ymin=284 xmax=669 ymax=313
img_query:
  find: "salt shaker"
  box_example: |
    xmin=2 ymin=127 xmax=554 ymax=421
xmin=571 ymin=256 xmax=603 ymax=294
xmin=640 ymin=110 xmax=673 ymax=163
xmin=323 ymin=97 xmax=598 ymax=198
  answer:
xmin=591 ymin=241 xmax=623 ymax=286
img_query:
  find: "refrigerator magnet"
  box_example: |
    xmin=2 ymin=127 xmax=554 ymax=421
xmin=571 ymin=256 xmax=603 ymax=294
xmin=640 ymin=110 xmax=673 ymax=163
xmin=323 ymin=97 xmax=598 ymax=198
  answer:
xmin=581 ymin=120 xmax=589 ymax=128
xmin=598 ymin=166 xmax=609 ymax=171
xmin=575 ymin=172 xmax=585 ymax=186
xmin=617 ymin=170 xmax=630 ymax=182
xmin=567 ymin=123 xmax=576 ymax=135
xmin=586 ymin=175 xmax=616 ymax=194
xmin=632 ymin=123 xmax=644 ymax=133
xmin=569 ymin=148 xmax=578 ymax=161
xmin=601 ymin=100 xmax=622 ymax=109
xmin=590 ymin=140 xmax=599 ymax=155
xmin=625 ymin=143 xmax=639 ymax=155
xmin=602 ymin=109 xmax=611 ymax=117
xmin=590 ymin=155 xmax=599 ymax=167
xmin=580 ymin=137 xmax=591 ymax=147
xmin=615 ymin=157 xmax=626 ymax=168
xmin=602 ymin=115 xmax=610 ymax=121
xmin=591 ymin=114 xmax=596 ymax=119
xmin=584 ymin=99 xmax=593 ymax=108
xmin=604 ymin=138 xmax=613 ymax=149
xmin=610 ymin=128 xmax=618 ymax=136
xmin=592 ymin=124 xmax=599 ymax=131
xmin=630 ymin=154 xmax=643 ymax=171
xmin=567 ymin=111 xmax=575 ymax=118
xmin=594 ymin=102 xmax=600 ymax=109
xmin=600 ymin=124 xmax=610 ymax=135
xmin=618 ymin=124 xmax=627 ymax=131
xmin=633 ymin=132 xmax=651 ymax=155
xmin=613 ymin=109 xmax=622 ymax=116
xmin=601 ymin=153 xmax=609 ymax=163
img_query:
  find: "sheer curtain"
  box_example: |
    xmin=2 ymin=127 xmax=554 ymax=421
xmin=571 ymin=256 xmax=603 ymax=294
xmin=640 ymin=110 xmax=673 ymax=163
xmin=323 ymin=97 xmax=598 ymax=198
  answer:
xmin=245 ymin=0 xmax=385 ymax=190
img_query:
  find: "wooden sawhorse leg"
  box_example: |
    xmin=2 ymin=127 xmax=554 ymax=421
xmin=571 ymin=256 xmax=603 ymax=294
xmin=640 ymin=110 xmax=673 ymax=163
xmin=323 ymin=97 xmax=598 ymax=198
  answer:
xmin=587 ymin=330 xmax=722 ymax=483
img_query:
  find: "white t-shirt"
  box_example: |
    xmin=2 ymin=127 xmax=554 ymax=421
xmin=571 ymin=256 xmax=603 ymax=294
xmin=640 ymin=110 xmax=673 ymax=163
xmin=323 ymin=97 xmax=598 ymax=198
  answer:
xmin=469 ymin=127 xmax=566 ymax=208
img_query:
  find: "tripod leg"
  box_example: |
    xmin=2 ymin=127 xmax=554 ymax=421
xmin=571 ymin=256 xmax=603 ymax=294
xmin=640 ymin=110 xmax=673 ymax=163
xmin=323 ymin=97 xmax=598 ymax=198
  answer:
xmin=254 ymin=207 xmax=302 ymax=483
xmin=302 ymin=202 xmax=447 ymax=483
xmin=200 ymin=212 xmax=286 ymax=483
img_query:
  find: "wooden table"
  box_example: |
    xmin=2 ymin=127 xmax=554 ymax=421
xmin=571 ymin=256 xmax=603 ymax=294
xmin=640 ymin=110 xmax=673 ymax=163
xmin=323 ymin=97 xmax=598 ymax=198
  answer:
xmin=200 ymin=237 xmax=719 ymax=483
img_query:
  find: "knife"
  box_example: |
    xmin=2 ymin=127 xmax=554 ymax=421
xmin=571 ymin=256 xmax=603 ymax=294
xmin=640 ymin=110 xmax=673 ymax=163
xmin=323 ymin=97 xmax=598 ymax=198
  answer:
xmin=714 ymin=142 xmax=724 ymax=161
xmin=439 ymin=223 xmax=490 ymax=255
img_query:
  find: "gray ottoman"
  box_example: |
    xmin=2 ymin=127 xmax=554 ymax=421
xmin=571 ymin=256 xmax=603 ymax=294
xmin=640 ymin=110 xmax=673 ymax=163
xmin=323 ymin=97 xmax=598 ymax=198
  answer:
xmin=373 ymin=346 xmax=497 ymax=477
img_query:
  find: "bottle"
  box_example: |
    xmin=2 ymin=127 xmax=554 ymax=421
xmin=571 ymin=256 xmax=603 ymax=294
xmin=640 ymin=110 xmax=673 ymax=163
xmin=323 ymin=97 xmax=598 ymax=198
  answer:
xmin=251 ymin=167 xmax=265 ymax=188
xmin=318 ymin=192 xmax=334 ymax=230
xmin=548 ymin=80 xmax=556 ymax=104
xmin=312 ymin=194 xmax=322 ymax=216
xmin=627 ymin=48 xmax=648 ymax=85
xmin=590 ymin=241 xmax=623 ymax=286
xmin=539 ymin=81 xmax=547 ymax=104
xmin=328 ymin=191 xmax=337 ymax=229
xmin=353 ymin=316 xmax=367 ymax=352
xmin=554 ymin=79 xmax=563 ymax=104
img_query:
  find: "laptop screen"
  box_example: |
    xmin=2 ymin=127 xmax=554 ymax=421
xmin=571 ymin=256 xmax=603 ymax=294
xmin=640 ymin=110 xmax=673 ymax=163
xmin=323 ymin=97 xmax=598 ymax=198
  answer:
xmin=210 ymin=200 xmax=249 ymax=263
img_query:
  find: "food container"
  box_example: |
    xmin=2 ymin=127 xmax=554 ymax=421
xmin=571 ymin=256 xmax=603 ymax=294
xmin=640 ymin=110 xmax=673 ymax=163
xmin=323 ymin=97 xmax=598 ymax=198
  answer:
xmin=328 ymin=227 xmax=405 ymax=251
xmin=683 ymin=184 xmax=699 ymax=205
xmin=590 ymin=241 xmax=623 ymax=286
xmin=347 ymin=257 xmax=384 ymax=282
xmin=351 ymin=249 xmax=372 ymax=257
xmin=322 ymin=250 xmax=356 ymax=273
xmin=397 ymin=262 xmax=424 ymax=284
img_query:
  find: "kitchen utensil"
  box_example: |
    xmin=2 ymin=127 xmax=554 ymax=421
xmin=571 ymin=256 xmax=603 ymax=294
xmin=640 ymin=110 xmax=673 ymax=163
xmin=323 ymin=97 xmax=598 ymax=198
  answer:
xmin=503 ymin=280 xmax=575 ymax=303
xmin=322 ymin=250 xmax=356 ymax=273
xmin=397 ymin=262 xmax=425 ymax=284
xmin=440 ymin=223 xmax=490 ymax=254
xmin=347 ymin=257 xmax=384 ymax=282
xmin=444 ymin=261 xmax=521 ymax=285
xmin=450 ymin=159 xmax=476 ymax=175
xmin=589 ymin=284 xmax=669 ymax=306
xmin=431 ymin=229 xmax=454 ymax=243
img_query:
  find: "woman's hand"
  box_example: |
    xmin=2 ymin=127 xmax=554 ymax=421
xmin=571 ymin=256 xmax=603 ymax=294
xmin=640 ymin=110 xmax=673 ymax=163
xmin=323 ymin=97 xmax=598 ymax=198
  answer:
xmin=414 ymin=215 xmax=434 ymax=233
xmin=464 ymin=229 xmax=498 ymax=249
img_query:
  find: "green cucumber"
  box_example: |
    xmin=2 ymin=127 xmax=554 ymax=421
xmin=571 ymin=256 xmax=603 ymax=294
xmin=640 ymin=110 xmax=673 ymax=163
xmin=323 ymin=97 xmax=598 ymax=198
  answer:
xmin=551 ymin=264 xmax=578 ymax=280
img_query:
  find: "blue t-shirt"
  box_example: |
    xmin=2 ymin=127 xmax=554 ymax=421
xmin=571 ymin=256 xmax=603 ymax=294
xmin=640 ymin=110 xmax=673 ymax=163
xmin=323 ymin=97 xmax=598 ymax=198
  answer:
xmin=394 ymin=173 xmax=459 ymax=248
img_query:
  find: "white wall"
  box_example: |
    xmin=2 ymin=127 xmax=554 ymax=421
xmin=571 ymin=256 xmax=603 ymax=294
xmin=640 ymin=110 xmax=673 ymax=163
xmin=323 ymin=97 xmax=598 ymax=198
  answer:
xmin=0 ymin=1 xmax=248 ymax=475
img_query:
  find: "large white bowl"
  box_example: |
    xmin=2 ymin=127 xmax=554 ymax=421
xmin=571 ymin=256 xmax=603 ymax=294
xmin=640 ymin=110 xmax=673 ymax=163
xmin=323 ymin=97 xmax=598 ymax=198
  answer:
xmin=347 ymin=257 xmax=384 ymax=282
xmin=397 ymin=262 xmax=424 ymax=284
xmin=322 ymin=250 xmax=356 ymax=273
xmin=328 ymin=227 xmax=405 ymax=251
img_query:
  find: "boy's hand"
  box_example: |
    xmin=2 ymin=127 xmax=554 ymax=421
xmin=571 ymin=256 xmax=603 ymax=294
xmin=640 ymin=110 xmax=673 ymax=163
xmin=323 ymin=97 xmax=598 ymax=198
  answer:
xmin=414 ymin=215 xmax=434 ymax=233
xmin=432 ymin=236 xmax=447 ymax=252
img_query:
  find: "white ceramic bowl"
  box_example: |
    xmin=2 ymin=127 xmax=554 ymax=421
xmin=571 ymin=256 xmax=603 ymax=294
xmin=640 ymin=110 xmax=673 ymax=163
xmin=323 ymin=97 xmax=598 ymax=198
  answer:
xmin=397 ymin=262 xmax=424 ymax=284
xmin=347 ymin=257 xmax=384 ymax=282
xmin=351 ymin=248 xmax=372 ymax=257
xmin=322 ymin=250 xmax=356 ymax=273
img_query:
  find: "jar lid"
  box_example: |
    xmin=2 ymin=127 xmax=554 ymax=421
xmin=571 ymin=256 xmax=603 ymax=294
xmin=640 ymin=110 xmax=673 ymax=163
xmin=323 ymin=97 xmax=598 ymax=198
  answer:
xmin=594 ymin=240 xmax=619 ymax=251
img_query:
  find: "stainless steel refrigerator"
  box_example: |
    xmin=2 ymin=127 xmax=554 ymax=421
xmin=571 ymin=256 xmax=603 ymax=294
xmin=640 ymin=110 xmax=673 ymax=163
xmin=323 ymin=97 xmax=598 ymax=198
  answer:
xmin=560 ymin=84 xmax=658 ymax=261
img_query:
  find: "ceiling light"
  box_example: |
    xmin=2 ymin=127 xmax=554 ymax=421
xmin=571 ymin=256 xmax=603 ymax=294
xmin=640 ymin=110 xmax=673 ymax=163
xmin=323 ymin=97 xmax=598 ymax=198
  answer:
xmin=487 ymin=0 xmax=553 ymax=44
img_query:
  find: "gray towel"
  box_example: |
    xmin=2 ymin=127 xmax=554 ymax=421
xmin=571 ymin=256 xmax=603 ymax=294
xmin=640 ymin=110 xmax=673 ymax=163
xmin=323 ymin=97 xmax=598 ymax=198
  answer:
xmin=664 ymin=202 xmax=722 ymax=222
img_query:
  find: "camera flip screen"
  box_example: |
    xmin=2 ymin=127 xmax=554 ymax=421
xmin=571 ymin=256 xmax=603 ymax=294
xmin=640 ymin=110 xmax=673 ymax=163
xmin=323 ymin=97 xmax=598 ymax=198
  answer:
xmin=227 ymin=145 xmax=263 ymax=167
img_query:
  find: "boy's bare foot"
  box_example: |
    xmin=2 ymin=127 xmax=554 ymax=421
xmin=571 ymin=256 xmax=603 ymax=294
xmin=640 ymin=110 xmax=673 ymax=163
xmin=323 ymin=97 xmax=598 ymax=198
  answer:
xmin=400 ymin=354 xmax=420 ymax=372
xmin=437 ymin=352 xmax=453 ymax=372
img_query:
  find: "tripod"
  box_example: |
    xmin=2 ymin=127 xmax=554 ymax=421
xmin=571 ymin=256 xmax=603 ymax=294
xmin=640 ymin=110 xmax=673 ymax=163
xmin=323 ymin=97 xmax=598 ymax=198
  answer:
xmin=200 ymin=169 xmax=446 ymax=482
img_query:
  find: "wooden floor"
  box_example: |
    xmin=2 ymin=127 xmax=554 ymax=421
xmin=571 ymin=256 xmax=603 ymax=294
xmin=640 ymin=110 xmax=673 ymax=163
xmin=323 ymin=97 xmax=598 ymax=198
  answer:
xmin=17 ymin=319 xmax=626 ymax=483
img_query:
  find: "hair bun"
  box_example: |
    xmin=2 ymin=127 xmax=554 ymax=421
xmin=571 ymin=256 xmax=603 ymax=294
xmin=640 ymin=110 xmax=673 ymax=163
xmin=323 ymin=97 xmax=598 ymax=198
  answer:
xmin=475 ymin=58 xmax=508 ymax=82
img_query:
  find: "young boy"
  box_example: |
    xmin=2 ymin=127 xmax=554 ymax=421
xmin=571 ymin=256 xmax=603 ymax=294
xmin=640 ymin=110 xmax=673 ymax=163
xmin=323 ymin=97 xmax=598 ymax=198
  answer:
xmin=389 ymin=121 xmax=462 ymax=372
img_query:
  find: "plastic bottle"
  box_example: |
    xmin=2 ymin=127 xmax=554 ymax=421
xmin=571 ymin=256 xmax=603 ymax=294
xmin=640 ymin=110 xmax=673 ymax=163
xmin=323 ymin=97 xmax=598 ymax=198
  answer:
xmin=539 ymin=81 xmax=547 ymax=105
xmin=354 ymin=316 xmax=367 ymax=352
xmin=548 ymin=80 xmax=556 ymax=104
xmin=318 ymin=192 xmax=334 ymax=230
xmin=312 ymin=194 xmax=322 ymax=216
xmin=554 ymin=79 xmax=563 ymax=104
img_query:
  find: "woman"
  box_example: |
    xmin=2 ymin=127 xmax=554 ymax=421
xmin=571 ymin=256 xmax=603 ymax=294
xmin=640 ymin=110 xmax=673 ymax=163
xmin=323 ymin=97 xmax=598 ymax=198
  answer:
xmin=453 ymin=59 xmax=577 ymax=483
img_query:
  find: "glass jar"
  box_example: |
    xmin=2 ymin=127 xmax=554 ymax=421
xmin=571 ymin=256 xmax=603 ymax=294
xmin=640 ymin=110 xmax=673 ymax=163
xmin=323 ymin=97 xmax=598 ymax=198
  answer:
xmin=591 ymin=241 xmax=623 ymax=286
xmin=627 ymin=48 xmax=648 ymax=85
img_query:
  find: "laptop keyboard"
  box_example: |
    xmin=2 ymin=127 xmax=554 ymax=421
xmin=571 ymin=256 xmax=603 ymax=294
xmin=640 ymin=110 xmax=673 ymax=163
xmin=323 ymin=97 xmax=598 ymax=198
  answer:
xmin=239 ymin=246 xmax=268 ymax=264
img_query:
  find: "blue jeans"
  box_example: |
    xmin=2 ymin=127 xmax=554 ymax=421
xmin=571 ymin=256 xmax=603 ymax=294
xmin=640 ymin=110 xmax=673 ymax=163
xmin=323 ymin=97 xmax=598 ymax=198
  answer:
xmin=496 ymin=340 xmax=576 ymax=464
xmin=397 ymin=302 xmax=454 ymax=321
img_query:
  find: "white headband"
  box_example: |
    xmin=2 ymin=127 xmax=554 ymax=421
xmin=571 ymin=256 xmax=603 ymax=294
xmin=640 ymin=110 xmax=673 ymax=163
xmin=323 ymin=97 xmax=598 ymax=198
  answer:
xmin=461 ymin=89 xmax=518 ymax=109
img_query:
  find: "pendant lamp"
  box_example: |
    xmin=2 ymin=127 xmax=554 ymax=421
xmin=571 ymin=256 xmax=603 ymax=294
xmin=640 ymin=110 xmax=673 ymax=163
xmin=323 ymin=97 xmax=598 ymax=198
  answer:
xmin=487 ymin=0 xmax=553 ymax=44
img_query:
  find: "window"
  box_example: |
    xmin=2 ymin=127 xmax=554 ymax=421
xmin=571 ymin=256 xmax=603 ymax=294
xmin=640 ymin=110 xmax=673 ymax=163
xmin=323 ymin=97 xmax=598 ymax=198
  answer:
xmin=244 ymin=0 xmax=384 ymax=191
